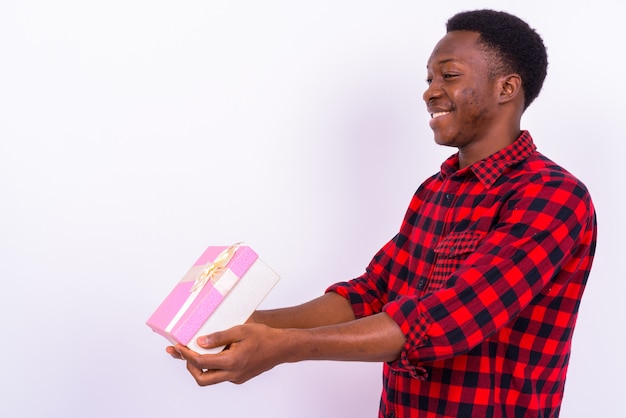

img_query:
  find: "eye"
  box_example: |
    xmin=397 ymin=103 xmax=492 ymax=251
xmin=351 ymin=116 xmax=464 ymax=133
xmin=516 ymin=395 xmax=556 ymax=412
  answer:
xmin=426 ymin=78 xmax=432 ymax=85
xmin=443 ymin=73 xmax=459 ymax=80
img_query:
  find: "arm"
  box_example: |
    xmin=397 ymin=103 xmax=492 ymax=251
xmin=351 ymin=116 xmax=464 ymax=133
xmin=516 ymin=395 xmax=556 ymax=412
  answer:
xmin=248 ymin=292 xmax=356 ymax=328
xmin=172 ymin=307 xmax=405 ymax=386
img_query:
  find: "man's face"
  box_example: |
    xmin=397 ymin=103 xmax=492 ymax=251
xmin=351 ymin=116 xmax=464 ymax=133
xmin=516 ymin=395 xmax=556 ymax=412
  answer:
xmin=423 ymin=31 xmax=501 ymax=149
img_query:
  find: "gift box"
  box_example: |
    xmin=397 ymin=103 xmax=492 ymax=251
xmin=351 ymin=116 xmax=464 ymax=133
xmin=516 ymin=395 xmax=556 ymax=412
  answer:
xmin=146 ymin=243 xmax=280 ymax=354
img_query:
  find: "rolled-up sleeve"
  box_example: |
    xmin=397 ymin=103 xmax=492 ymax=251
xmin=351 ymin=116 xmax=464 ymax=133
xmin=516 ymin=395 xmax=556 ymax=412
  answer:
xmin=326 ymin=235 xmax=398 ymax=318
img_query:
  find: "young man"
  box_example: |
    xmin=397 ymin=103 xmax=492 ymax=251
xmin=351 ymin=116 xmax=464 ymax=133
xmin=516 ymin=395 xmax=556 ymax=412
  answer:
xmin=168 ymin=9 xmax=597 ymax=417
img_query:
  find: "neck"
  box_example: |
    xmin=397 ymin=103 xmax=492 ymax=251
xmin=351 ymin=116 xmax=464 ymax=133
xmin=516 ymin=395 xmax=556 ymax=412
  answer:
xmin=457 ymin=125 xmax=521 ymax=169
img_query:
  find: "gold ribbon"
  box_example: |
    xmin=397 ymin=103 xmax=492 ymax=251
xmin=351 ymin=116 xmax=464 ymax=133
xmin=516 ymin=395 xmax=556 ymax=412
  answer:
xmin=190 ymin=242 xmax=242 ymax=293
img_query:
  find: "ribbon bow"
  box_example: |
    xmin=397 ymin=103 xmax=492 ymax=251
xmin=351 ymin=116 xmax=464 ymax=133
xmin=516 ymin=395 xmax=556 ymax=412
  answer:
xmin=190 ymin=242 xmax=242 ymax=293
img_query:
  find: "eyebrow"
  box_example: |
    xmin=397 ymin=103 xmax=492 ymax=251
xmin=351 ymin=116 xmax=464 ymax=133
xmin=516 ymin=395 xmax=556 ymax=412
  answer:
xmin=426 ymin=57 xmax=461 ymax=69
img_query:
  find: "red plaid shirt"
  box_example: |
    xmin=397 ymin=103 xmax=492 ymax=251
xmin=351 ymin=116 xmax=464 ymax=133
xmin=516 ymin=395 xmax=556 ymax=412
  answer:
xmin=327 ymin=131 xmax=597 ymax=418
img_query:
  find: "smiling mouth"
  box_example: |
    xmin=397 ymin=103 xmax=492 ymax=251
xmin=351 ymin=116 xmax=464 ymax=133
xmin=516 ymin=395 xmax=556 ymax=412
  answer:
xmin=430 ymin=111 xmax=450 ymax=119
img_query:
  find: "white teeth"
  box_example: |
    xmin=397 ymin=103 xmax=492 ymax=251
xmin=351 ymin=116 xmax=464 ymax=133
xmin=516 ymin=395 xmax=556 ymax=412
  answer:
xmin=431 ymin=111 xmax=450 ymax=119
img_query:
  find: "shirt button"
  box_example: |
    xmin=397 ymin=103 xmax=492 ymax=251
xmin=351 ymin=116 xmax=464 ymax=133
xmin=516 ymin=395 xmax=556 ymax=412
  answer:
xmin=446 ymin=193 xmax=453 ymax=200
xmin=417 ymin=279 xmax=425 ymax=289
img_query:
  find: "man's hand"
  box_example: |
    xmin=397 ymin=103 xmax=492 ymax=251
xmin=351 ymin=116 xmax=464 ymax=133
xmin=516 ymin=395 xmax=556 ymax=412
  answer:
xmin=166 ymin=323 xmax=292 ymax=386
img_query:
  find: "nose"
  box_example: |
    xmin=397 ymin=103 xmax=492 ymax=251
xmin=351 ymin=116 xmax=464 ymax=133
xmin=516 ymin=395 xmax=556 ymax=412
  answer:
xmin=423 ymin=80 xmax=442 ymax=104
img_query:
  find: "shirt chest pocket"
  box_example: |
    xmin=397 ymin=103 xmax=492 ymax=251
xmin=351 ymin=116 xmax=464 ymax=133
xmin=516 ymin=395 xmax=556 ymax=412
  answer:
xmin=424 ymin=230 xmax=486 ymax=293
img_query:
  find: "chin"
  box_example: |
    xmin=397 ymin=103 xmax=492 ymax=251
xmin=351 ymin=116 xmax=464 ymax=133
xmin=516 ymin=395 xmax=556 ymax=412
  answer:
xmin=432 ymin=133 xmax=457 ymax=148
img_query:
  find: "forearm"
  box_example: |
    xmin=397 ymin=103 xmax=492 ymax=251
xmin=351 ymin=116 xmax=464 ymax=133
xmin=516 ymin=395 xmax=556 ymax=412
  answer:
xmin=281 ymin=312 xmax=405 ymax=363
xmin=250 ymin=292 xmax=356 ymax=329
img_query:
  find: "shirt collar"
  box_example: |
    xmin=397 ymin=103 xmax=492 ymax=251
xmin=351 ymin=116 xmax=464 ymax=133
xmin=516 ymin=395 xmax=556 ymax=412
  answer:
xmin=439 ymin=130 xmax=537 ymax=188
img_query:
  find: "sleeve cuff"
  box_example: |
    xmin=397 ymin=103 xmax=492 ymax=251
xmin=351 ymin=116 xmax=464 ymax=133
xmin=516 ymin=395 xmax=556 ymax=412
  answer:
xmin=325 ymin=282 xmax=381 ymax=319
xmin=383 ymin=295 xmax=431 ymax=380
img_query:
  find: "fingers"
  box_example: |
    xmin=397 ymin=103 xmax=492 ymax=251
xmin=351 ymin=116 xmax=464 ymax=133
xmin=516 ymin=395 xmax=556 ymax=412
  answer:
xmin=176 ymin=344 xmax=227 ymax=371
xmin=176 ymin=343 xmax=239 ymax=386
xmin=165 ymin=345 xmax=183 ymax=360
xmin=185 ymin=359 xmax=233 ymax=386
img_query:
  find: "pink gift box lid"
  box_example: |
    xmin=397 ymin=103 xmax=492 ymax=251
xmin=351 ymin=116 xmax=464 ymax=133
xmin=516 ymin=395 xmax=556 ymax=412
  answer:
xmin=146 ymin=245 xmax=258 ymax=345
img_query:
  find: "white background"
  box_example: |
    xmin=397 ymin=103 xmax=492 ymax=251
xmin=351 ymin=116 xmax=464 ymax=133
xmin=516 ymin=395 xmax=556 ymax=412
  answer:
xmin=1 ymin=1 xmax=623 ymax=417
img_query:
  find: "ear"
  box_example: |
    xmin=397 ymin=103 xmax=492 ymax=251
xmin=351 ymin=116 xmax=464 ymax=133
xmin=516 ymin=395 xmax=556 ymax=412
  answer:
xmin=498 ymin=73 xmax=523 ymax=105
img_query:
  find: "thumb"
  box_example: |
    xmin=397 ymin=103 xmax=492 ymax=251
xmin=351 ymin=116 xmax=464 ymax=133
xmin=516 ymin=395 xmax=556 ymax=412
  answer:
xmin=197 ymin=327 xmax=241 ymax=349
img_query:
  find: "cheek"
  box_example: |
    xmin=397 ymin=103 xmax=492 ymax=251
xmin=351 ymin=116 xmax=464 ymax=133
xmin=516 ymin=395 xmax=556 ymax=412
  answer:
xmin=458 ymin=88 xmax=491 ymax=119
xmin=462 ymin=88 xmax=481 ymax=105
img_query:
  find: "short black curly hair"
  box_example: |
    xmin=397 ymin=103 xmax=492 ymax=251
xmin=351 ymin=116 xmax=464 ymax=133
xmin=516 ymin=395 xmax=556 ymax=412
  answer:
xmin=446 ymin=9 xmax=548 ymax=110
